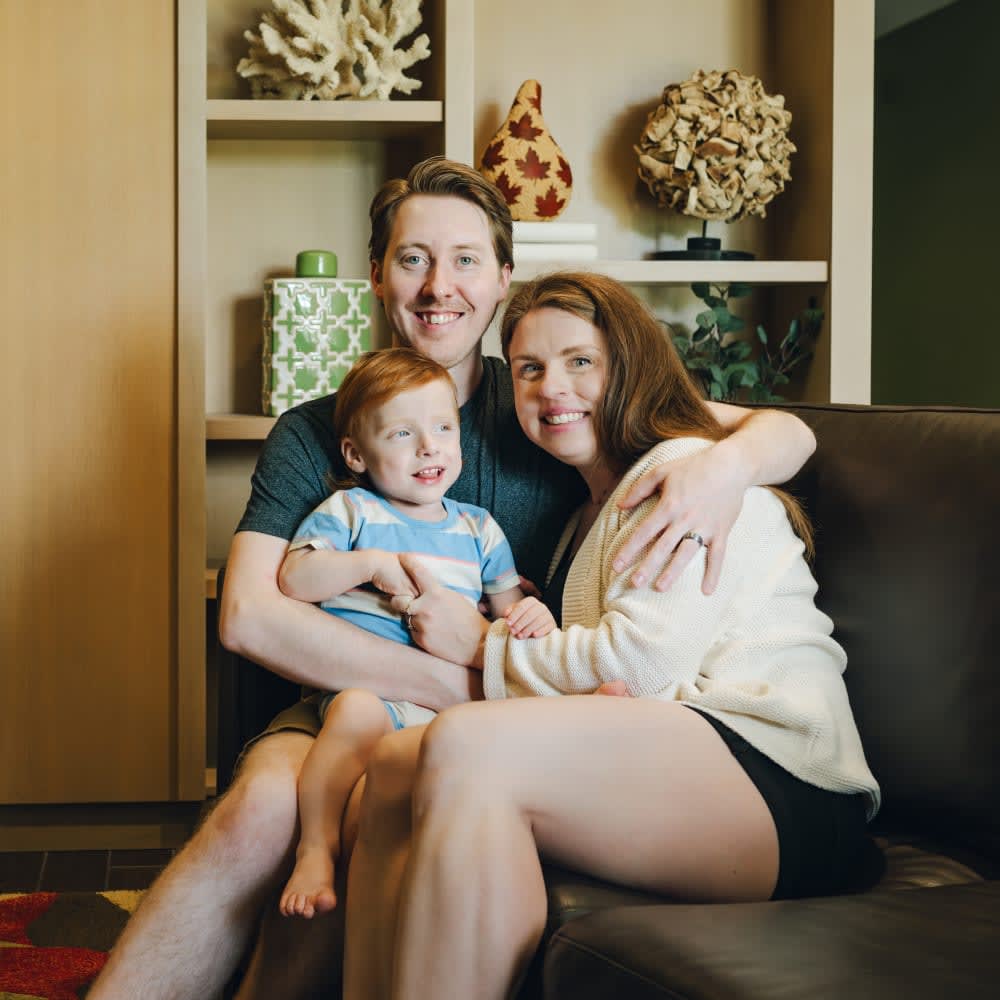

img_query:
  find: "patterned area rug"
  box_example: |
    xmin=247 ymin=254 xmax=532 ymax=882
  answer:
xmin=0 ymin=891 xmax=142 ymax=999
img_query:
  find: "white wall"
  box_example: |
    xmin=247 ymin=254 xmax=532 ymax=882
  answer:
xmin=473 ymin=0 xmax=777 ymax=356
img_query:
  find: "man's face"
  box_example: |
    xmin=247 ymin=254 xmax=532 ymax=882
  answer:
xmin=371 ymin=194 xmax=511 ymax=379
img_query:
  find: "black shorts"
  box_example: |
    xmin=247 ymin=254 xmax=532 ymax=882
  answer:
xmin=690 ymin=708 xmax=884 ymax=899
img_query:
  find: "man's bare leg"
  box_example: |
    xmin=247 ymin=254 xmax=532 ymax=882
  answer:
xmin=89 ymin=731 xmax=312 ymax=1000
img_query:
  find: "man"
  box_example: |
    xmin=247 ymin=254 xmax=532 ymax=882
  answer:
xmin=91 ymin=157 xmax=814 ymax=998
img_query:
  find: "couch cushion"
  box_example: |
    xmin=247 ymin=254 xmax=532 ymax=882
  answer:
xmin=544 ymin=881 xmax=1000 ymax=1000
xmin=783 ymin=405 xmax=1000 ymax=845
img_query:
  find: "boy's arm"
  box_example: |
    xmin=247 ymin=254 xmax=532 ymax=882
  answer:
xmin=615 ymin=403 xmax=815 ymax=594
xmin=278 ymin=545 xmax=416 ymax=603
xmin=484 ymin=585 xmax=525 ymax=620
xmin=219 ymin=530 xmax=482 ymax=709
xmin=487 ymin=587 xmax=556 ymax=640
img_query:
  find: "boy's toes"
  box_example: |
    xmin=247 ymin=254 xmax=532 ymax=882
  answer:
xmin=314 ymin=886 xmax=337 ymax=914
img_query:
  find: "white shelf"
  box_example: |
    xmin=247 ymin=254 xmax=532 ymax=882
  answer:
xmin=205 ymin=98 xmax=443 ymax=140
xmin=511 ymin=259 xmax=828 ymax=285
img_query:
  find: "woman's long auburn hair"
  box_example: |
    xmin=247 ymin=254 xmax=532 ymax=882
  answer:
xmin=327 ymin=347 xmax=458 ymax=494
xmin=499 ymin=271 xmax=813 ymax=556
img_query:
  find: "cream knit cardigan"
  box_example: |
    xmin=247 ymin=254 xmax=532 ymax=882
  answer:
xmin=483 ymin=438 xmax=881 ymax=819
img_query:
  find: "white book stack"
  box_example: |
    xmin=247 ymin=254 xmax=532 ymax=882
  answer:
xmin=512 ymin=221 xmax=599 ymax=263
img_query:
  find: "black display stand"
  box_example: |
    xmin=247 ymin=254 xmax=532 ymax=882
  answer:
xmin=651 ymin=221 xmax=754 ymax=261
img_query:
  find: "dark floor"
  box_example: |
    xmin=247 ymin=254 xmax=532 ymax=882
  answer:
xmin=0 ymin=849 xmax=176 ymax=893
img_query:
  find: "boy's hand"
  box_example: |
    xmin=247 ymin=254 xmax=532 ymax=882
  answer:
xmin=370 ymin=551 xmax=419 ymax=599
xmin=504 ymin=596 xmax=556 ymax=639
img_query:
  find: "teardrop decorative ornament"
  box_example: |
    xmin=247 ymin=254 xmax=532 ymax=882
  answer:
xmin=479 ymin=79 xmax=573 ymax=221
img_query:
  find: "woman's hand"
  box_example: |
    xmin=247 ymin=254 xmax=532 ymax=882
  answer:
xmin=392 ymin=555 xmax=490 ymax=668
xmin=613 ymin=445 xmax=746 ymax=595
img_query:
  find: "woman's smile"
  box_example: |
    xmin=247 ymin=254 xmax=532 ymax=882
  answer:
xmin=508 ymin=306 xmax=607 ymax=475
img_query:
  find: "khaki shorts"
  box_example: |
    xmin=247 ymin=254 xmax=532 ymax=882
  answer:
xmin=234 ymin=692 xmax=435 ymax=777
xmin=232 ymin=698 xmax=323 ymax=779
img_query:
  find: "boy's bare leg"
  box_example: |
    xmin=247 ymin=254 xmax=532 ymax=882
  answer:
xmin=281 ymin=689 xmax=393 ymax=918
xmin=88 ymin=730 xmax=312 ymax=1000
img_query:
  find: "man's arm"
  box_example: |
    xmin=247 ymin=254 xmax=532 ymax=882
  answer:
xmin=614 ymin=404 xmax=815 ymax=594
xmin=219 ymin=530 xmax=482 ymax=710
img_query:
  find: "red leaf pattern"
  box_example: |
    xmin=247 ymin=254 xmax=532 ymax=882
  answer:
xmin=494 ymin=171 xmax=523 ymax=206
xmin=557 ymin=155 xmax=573 ymax=187
xmin=534 ymin=186 xmax=566 ymax=218
xmin=481 ymin=140 xmax=506 ymax=170
xmin=508 ymin=112 xmax=543 ymax=141
xmin=516 ymin=148 xmax=550 ymax=180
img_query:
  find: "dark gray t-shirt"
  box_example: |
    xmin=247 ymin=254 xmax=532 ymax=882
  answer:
xmin=237 ymin=356 xmax=586 ymax=587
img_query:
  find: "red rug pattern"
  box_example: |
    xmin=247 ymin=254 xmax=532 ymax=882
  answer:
xmin=0 ymin=891 xmax=142 ymax=999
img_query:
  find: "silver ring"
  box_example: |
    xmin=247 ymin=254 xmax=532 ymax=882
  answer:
xmin=681 ymin=531 xmax=707 ymax=548
xmin=405 ymin=611 xmax=415 ymax=631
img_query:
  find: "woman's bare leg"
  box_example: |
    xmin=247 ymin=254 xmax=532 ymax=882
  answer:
xmin=281 ymin=689 xmax=393 ymax=918
xmin=393 ymin=697 xmax=779 ymax=1000
xmin=343 ymin=726 xmax=427 ymax=1000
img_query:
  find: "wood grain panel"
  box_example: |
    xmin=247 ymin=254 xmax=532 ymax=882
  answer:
xmin=0 ymin=1 xmax=178 ymax=801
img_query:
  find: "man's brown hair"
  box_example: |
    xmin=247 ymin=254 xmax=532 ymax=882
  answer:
xmin=368 ymin=156 xmax=514 ymax=272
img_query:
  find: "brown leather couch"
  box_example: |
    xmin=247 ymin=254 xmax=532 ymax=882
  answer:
xmin=535 ymin=403 xmax=1000 ymax=998
xmin=217 ymin=403 xmax=1000 ymax=998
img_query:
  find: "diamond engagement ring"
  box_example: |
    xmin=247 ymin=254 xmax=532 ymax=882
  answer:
xmin=681 ymin=531 xmax=707 ymax=547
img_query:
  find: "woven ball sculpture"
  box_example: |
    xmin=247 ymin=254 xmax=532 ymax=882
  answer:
xmin=635 ymin=69 xmax=795 ymax=222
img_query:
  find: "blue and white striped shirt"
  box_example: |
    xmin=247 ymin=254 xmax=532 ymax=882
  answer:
xmin=289 ymin=486 xmax=520 ymax=645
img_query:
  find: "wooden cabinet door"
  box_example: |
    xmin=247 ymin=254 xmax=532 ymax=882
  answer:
xmin=0 ymin=1 xmax=187 ymax=802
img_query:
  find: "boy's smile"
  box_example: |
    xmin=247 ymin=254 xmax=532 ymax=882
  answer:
xmin=341 ymin=378 xmax=463 ymax=521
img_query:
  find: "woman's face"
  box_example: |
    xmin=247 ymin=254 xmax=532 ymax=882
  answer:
xmin=507 ymin=307 xmax=608 ymax=473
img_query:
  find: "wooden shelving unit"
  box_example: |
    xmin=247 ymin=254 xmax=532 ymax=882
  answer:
xmin=512 ymin=259 xmax=828 ymax=286
xmin=180 ymin=0 xmax=873 ymax=798
xmin=205 ymin=98 xmax=444 ymax=140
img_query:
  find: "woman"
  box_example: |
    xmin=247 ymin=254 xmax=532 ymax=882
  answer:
xmin=343 ymin=272 xmax=881 ymax=1000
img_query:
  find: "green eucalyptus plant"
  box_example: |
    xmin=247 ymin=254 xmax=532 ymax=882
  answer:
xmin=670 ymin=282 xmax=824 ymax=403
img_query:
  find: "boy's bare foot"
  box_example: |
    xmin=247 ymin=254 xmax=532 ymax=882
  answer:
xmin=279 ymin=844 xmax=338 ymax=918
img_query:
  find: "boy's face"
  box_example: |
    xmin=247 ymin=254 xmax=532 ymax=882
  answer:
xmin=371 ymin=194 xmax=511 ymax=386
xmin=341 ymin=378 xmax=462 ymax=521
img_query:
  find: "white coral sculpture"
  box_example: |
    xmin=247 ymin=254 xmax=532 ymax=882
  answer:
xmin=635 ymin=69 xmax=796 ymax=222
xmin=237 ymin=0 xmax=431 ymax=101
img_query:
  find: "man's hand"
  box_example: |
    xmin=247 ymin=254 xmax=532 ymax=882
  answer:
xmin=369 ymin=550 xmax=419 ymax=599
xmin=392 ymin=555 xmax=490 ymax=668
xmin=504 ymin=596 xmax=556 ymax=639
xmin=613 ymin=446 xmax=745 ymax=595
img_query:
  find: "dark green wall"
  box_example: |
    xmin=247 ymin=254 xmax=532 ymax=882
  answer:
xmin=872 ymin=0 xmax=1000 ymax=405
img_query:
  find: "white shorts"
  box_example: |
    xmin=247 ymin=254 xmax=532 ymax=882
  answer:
xmin=317 ymin=691 xmax=436 ymax=731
